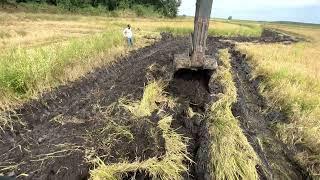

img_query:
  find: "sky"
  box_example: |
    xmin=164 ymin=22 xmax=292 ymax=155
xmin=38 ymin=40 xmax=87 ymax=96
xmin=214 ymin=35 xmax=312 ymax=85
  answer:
xmin=178 ymin=0 xmax=320 ymax=24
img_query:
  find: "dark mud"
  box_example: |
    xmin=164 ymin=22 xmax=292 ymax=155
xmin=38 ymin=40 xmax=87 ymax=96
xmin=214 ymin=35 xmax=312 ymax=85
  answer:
xmin=165 ymin=37 xmax=227 ymax=179
xmin=168 ymin=69 xmax=212 ymax=180
xmin=0 ymin=30 xmax=304 ymax=180
xmin=0 ymin=36 xmax=187 ymax=180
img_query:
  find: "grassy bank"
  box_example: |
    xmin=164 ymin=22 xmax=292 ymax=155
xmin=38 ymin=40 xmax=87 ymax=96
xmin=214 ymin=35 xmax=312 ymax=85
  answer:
xmin=237 ymin=25 xmax=320 ymax=177
xmin=0 ymin=30 xmax=122 ymax=107
xmin=206 ymin=49 xmax=259 ymax=179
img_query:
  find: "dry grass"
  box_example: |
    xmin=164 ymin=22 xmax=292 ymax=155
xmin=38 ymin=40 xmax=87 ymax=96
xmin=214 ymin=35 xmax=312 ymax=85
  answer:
xmin=120 ymin=81 xmax=167 ymax=117
xmin=90 ymin=78 xmax=188 ymax=179
xmin=206 ymin=49 xmax=259 ymax=180
xmin=149 ymin=19 xmax=262 ymax=37
xmin=0 ymin=12 xmax=107 ymax=50
xmin=0 ymin=12 xmax=262 ymax=51
xmin=0 ymin=112 xmax=12 ymax=131
xmin=0 ymin=110 xmax=22 ymax=132
xmin=237 ymin=25 xmax=320 ymax=177
xmin=120 ymin=79 xmax=176 ymax=118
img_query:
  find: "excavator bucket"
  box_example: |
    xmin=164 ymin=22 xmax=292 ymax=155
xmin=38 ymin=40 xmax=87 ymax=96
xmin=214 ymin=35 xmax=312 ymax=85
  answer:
xmin=173 ymin=0 xmax=217 ymax=71
xmin=173 ymin=53 xmax=217 ymax=71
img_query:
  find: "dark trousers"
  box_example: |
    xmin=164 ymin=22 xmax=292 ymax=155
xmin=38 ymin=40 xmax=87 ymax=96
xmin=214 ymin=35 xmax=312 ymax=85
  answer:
xmin=127 ymin=37 xmax=133 ymax=46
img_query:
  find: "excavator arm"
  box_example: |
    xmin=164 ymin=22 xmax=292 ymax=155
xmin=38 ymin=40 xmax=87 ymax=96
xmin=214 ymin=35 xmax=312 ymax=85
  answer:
xmin=174 ymin=0 xmax=217 ymax=70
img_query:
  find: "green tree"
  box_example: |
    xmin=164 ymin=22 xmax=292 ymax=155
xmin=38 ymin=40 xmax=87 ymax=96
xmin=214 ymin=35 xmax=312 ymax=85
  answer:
xmin=159 ymin=0 xmax=181 ymax=17
xmin=13 ymin=0 xmax=182 ymax=17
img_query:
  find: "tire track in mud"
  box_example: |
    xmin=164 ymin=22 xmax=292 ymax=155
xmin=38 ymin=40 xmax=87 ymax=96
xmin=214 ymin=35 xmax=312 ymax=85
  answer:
xmin=17 ymin=38 xmax=180 ymax=124
xmin=229 ymin=47 xmax=307 ymax=179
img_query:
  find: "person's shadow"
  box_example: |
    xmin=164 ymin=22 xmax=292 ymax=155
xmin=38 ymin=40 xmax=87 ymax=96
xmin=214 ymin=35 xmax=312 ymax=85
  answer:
xmin=0 ymin=176 xmax=15 ymax=180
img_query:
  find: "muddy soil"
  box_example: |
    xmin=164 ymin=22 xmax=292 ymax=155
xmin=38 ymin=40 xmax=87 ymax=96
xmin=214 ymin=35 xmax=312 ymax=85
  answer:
xmin=167 ymin=69 xmax=212 ymax=180
xmin=165 ymin=38 xmax=228 ymax=180
xmin=0 ymin=30 xmax=305 ymax=180
xmin=0 ymin=36 xmax=187 ymax=180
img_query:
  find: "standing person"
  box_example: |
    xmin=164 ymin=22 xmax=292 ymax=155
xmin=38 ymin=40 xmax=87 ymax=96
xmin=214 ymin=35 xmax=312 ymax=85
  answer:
xmin=123 ymin=24 xmax=133 ymax=47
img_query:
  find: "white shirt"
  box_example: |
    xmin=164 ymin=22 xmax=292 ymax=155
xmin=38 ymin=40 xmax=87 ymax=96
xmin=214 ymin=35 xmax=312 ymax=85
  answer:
xmin=123 ymin=28 xmax=133 ymax=38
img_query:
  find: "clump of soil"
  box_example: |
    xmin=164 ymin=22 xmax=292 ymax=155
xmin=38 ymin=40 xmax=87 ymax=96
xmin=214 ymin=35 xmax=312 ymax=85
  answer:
xmin=218 ymin=29 xmax=299 ymax=44
xmin=260 ymin=29 xmax=299 ymax=43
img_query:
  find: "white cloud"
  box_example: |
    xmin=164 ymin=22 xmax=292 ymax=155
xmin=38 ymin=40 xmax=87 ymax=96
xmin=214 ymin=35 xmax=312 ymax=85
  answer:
xmin=260 ymin=0 xmax=319 ymax=7
xmin=215 ymin=0 xmax=320 ymax=10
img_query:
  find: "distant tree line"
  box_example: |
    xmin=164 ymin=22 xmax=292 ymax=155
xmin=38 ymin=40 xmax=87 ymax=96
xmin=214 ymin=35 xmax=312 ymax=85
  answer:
xmin=8 ymin=0 xmax=181 ymax=17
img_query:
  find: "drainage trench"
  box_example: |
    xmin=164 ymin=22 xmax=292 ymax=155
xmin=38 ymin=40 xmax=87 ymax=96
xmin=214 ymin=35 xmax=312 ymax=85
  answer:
xmin=228 ymin=47 xmax=307 ymax=179
xmin=167 ymin=44 xmax=307 ymax=179
xmin=167 ymin=69 xmax=214 ymax=179
xmin=125 ymin=33 xmax=305 ymax=179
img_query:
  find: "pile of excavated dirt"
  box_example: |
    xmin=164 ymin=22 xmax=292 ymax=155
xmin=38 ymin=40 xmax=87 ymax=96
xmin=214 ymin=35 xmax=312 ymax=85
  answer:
xmin=0 ymin=31 xmax=305 ymax=180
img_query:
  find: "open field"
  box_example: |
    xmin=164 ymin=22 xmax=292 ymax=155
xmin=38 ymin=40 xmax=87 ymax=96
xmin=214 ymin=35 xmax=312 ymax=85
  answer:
xmin=0 ymin=12 xmax=263 ymax=110
xmin=0 ymin=10 xmax=319 ymax=180
xmin=1 ymin=13 xmax=106 ymax=49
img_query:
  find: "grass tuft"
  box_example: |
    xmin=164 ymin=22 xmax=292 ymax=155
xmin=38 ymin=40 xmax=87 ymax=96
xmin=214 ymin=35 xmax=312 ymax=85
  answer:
xmin=0 ymin=112 xmax=12 ymax=131
xmin=120 ymin=81 xmax=167 ymax=117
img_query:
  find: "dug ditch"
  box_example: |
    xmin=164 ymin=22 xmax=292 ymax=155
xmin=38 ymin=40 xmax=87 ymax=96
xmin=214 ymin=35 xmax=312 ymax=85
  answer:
xmin=229 ymin=48 xmax=308 ymax=179
xmin=0 ymin=30 xmax=306 ymax=179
